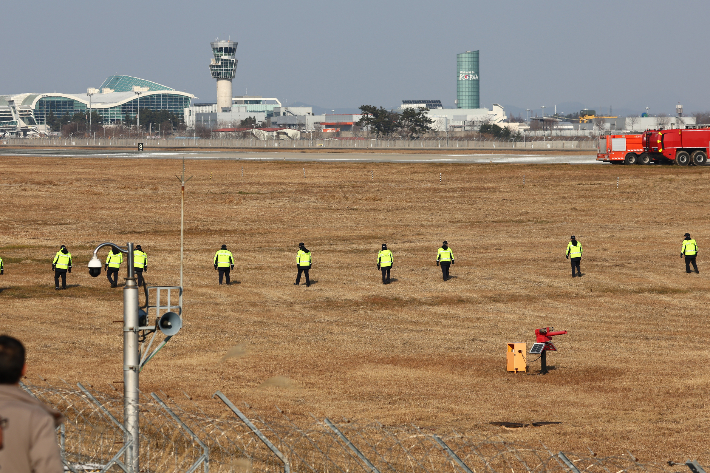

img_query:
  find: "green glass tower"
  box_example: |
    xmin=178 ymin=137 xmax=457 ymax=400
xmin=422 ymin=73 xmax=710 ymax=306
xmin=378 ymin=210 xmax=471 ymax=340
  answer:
xmin=457 ymin=51 xmax=479 ymax=109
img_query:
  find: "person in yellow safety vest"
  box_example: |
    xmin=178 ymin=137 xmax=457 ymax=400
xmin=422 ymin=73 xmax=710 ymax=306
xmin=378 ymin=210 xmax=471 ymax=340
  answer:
xmin=104 ymin=247 xmax=123 ymax=288
xmin=0 ymin=255 xmax=3 ymax=275
xmin=133 ymin=245 xmax=148 ymax=287
xmin=52 ymin=245 xmax=72 ymax=290
xmin=681 ymin=232 xmax=699 ymax=274
xmin=213 ymin=244 xmax=234 ymax=285
xmin=566 ymin=235 xmax=583 ymax=278
xmin=436 ymin=240 xmax=455 ymax=281
xmin=295 ymin=242 xmax=312 ymax=287
xmin=377 ymin=244 xmax=393 ymax=284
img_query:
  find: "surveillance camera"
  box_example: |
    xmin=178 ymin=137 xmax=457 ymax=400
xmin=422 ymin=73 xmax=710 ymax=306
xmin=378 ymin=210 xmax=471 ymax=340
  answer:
xmin=88 ymin=256 xmax=102 ymax=277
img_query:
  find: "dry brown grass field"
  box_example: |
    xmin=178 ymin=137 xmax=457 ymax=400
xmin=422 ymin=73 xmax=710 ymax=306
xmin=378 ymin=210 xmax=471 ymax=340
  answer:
xmin=1 ymin=155 xmax=709 ymax=464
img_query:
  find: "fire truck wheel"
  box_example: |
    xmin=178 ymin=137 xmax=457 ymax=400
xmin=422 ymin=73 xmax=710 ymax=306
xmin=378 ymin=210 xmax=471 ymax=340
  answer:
xmin=638 ymin=153 xmax=651 ymax=165
xmin=624 ymin=153 xmax=638 ymax=165
xmin=676 ymin=151 xmax=691 ymax=166
xmin=692 ymin=150 xmax=707 ymax=166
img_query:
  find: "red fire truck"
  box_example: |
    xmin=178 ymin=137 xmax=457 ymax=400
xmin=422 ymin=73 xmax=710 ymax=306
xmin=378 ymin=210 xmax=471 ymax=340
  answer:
xmin=596 ymin=134 xmax=646 ymax=164
xmin=642 ymin=127 xmax=710 ymax=165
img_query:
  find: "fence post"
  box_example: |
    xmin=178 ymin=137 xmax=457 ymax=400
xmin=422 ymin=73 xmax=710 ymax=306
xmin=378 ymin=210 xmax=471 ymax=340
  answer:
xmin=687 ymin=461 xmax=708 ymax=473
xmin=324 ymin=418 xmax=380 ymax=473
xmin=151 ymin=393 xmax=209 ymax=473
xmin=77 ymin=383 xmax=132 ymax=473
xmin=558 ymin=452 xmax=582 ymax=473
xmin=431 ymin=435 xmax=474 ymax=473
xmin=213 ymin=391 xmax=290 ymax=473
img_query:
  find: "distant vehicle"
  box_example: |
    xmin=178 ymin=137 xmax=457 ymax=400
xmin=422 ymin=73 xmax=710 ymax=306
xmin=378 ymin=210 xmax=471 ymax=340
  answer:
xmin=597 ymin=134 xmax=645 ymax=164
xmin=642 ymin=126 xmax=710 ymax=165
xmin=579 ymin=109 xmax=617 ymax=124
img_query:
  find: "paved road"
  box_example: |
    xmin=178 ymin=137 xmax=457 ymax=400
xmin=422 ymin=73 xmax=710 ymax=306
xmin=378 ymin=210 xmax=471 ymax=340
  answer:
xmin=0 ymin=148 xmax=600 ymax=164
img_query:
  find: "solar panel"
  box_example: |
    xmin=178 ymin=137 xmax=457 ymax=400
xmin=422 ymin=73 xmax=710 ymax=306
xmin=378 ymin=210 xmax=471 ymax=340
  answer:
xmin=529 ymin=343 xmax=545 ymax=354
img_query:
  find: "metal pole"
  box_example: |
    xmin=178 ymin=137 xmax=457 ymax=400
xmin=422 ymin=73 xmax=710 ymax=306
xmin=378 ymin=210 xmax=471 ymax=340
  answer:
xmin=432 ymin=435 xmax=474 ymax=473
xmin=214 ymin=391 xmax=290 ymax=472
xmin=181 ymin=166 xmax=185 ymax=290
xmin=122 ymin=242 xmax=138 ymax=473
xmin=541 ymin=350 xmax=548 ymax=374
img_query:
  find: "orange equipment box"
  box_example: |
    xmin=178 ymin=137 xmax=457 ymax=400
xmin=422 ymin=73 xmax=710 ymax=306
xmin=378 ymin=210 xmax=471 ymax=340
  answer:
xmin=506 ymin=343 xmax=527 ymax=373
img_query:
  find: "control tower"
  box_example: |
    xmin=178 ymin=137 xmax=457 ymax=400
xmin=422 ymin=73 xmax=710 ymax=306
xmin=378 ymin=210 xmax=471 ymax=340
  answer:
xmin=209 ymin=39 xmax=238 ymax=111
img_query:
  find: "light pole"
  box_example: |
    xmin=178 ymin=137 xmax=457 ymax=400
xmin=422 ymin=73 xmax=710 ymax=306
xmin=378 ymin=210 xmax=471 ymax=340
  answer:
xmin=88 ymin=242 xmax=138 ymax=473
xmin=541 ymin=106 xmax=546 ymax=134
xmin=526 ymin=109 xmax=531 ymax=122
xmin=87 ymin=243 xmax=183 ymax=473
xmin=87 ymin=88 xmax=98 ymax=135
xmin=132 ymin=86 xmax=149 ymax=137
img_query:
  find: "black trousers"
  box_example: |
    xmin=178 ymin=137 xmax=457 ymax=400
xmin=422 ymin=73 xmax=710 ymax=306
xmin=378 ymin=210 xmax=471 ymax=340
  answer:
xmin=218 ymin=267 xmax=231 ymax=284
xmin=381 ymin=266 xmax=391 ymax=283
xmin=440 ymin=262 xmax=451 ymax=280
xmin=570 ymin=257 xmax=581 ymax=277
xmin=54 ymin=269 xmax=67 ymax=288
xmin=134 ymin=268 xmax=145 ymax=287
xmin=685 ymin=255 xmax=698 ymax=273
xmin=296 ymin=266 xmax=310 ymax=286
xmin=107 ymin=268 xmax=120 ymax=287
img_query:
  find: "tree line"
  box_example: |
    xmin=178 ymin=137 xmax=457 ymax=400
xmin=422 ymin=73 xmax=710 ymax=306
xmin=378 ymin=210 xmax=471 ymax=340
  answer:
xmin=44 ymin=109 xmax=184 ymax=137
xmin=356 ymin=105 xmax=434 ymax=139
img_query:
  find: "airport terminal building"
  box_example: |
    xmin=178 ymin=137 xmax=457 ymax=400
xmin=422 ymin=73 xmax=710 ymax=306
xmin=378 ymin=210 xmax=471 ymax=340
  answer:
xmin=1 ymin=75 xmax=195 ymax=136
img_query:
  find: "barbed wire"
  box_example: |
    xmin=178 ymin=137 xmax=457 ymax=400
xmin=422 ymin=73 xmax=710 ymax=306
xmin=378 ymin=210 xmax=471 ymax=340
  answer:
xmin=20 ymin=379 xmax=708 ymax=473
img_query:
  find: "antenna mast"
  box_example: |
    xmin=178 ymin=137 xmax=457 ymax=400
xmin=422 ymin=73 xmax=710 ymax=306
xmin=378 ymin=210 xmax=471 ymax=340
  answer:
xmin=176 ymin=158 xmax=193 ymax=310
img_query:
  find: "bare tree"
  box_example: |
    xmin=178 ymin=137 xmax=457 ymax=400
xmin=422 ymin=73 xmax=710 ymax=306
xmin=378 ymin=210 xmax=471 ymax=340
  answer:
xmin=656 ymin=115 xmax=671 ymax=129
xmin=693 ymin=111 xmax=710 ymax=125
xmin=627 ymin=115 xmax=640 ymax=132
xmin=593 ymin=117 xmax=606 ymax=135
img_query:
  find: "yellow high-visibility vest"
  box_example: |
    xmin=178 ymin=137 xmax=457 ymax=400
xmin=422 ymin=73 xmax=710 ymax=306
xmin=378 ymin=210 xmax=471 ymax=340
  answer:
xmin=106 ymin=252 xmax=123 ymax=268
xmin=53 ymin=251 xmax=72 ymax=269
xmin=378 ymin=249 xmax=393 ymax=267
xmin=214 ymin=250 xmax=233 ymax=267
xmin=297 ymin=250 xmax=311 ymax=266
xmin=133 ymin=250 xmax=147 ymax=268
xmin=566 ymin=241 xmax=582 ymax=258
xmin=437 ymin=247 xmax=454 ymax=262
xmin=682 ymin=239 xmax=698 ymax=256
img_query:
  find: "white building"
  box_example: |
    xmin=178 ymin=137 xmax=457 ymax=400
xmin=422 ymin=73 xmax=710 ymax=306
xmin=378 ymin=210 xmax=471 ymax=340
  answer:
xmin=184 ymin=96 xmax=281 ymax=128
xmin=424 ymin=104 xmax=507 ymax=131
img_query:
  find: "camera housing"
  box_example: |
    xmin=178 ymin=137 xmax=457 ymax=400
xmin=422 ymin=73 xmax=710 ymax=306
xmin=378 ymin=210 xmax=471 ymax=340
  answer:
xmin=88 ymin=256 xmax=102 ymax=277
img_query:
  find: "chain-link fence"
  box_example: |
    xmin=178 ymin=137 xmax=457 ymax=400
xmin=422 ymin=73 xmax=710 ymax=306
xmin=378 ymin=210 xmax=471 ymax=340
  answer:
xmin=21 ymin=379 xmax=707 ymax=473
xmin=0 ymin=137 xmax=598 ymax=150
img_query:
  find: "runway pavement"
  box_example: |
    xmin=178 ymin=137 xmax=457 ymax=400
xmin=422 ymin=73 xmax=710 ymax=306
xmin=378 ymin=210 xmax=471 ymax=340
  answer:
xmin=0 ymin=148 xmax=601 ymax=164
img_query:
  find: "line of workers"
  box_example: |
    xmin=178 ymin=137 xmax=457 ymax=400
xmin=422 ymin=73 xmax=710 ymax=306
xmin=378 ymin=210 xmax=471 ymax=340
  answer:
xmin=0 ymin=235 xmax=698 ymax=288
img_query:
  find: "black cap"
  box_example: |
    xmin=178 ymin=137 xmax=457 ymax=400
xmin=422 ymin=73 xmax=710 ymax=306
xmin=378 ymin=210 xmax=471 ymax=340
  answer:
xmin=136 ymin=245 xmax=142 ymax=250
xmin=443 ymin=240 xmax=448 ymax=245
xmin=382 ymin=244 xmax=387 ymax=249
xmin=60 ymin=245 xmax=66 ymax=249
xmin=685 ymin=233 xmax=691 ymax=237
xmin=571 ymin=235 xmax=576 ymax=239
xmin=221 ymin=244 xmax=227 ymax=249
xmin=299 ymin=242 xmax=304 ymax=247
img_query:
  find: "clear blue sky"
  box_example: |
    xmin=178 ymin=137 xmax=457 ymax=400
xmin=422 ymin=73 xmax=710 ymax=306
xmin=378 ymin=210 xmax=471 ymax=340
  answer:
xmin=2 ymin=0 xmax=709 ymax=116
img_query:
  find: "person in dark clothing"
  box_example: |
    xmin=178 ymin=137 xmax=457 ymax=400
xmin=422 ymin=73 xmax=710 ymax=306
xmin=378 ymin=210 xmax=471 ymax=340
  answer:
xmin=105 ymin=247 xmax=123 ymax=288
xmin=566 ymin=236 xmax=583 ymax=278
xmin=681 ymin=232 xmax=699 ymax=273
xmin=51 ymin=245 xmax=72 ymax=290
xmin=377 ymin=244 xmax=393 ymax=284
xmin=295 ymin=243 xmax=312 ymax=286
xmin=213 ymin=245 xmax=234 ymax=285
xmin=133 ymin=245 xmax=148 ymax=287
xmin=436 ymin=241 xmax=455 ymax=281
